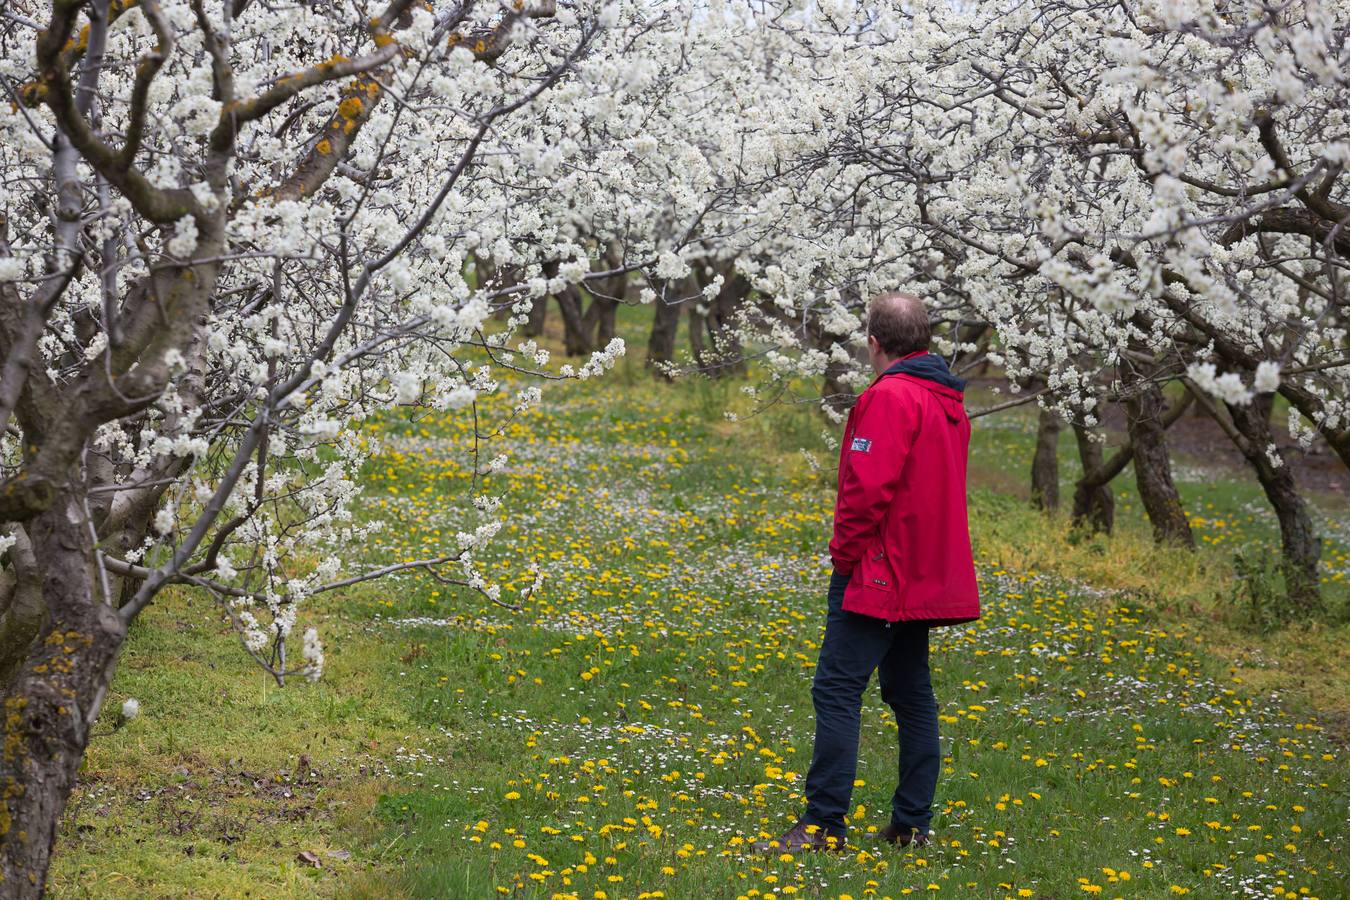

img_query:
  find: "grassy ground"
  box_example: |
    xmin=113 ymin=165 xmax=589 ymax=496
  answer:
xmin=48 ymin=314 xmax=1346 ymax=899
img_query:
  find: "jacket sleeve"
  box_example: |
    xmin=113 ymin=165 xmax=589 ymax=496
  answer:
xmin=828 ymin=389 xmax=915 ymax=574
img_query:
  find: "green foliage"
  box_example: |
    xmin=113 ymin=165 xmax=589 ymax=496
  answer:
xmin=1231 ymin=546 xmax=1296 ymax=632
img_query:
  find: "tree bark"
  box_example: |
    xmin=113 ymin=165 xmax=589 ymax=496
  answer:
xmin=0 ymin=526 xmax=45 ymax=692
xmin=687 ymin=300 xmax=707 ymax=366
xmin=1071 ymin=423 xmax=1115 ymax=533
xmin=702 ymin=266 xmax=750 ymax=377
xmin=523 ymin=294 xmax=548 ymax=337
xmin=645 ymin=279 xmax=684 ymax=377
xmin=1030 ymin=404 xmax=1061 ymax=511
xmin=1224 ymin=394 xmax=1324 ymax=615
xmin=583 ymin=244 xmax=626 ymax=350
xmin=1125 ymin=382 xmax=1194 ymax=547
xmin=1 ymin=493 xmax=127 ymax=897
xmin=555 ymin=285 xmax=592 ymax=357
xmin=588 ymin=291 xmax=620 ymax=347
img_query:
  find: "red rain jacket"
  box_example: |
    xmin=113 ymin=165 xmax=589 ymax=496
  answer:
xmin=828 ymin=353 xmax=980 ymax=626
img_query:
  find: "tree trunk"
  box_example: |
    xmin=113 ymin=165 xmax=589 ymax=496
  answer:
xmin=592 ymin=293 xmax=619 ymax=347
xmin=1 ymin=493 xmax=127 ymax=897
xmin=471 ymin=254 xmax=515 ymax=322
xmin=555 ymin=286 xmax=592 ymax=357
xmin=1225 ymin=394 xmax=1324 ymax=615
xmin=645 ymin=280 xmax=683 ymax=377
xmin=584 ymin=245 xmax=626 ymax=350
xmin=953 ymin=322 xmax=989 ymax=372
xmin=581 ymin=287 xmax=620 ymax=349
xmin=1125 ymin=382 xmax=1194 ymax=547
xmin=687 ymin=300 xmax=707 ymax=367
xmin=0 ymin=526 xmax=45 ymax=691
xmin=1071 ymin=423 xmax=1115 ymax=533
xmin=704 ymin=267 xmax=750 ymax=377
xmin=524 ymin=294 xmax=548 ymax=337
xmin=1030 ymin=404 xmax=1061 ymax=511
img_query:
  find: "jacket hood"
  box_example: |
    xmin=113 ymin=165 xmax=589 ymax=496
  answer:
xmin=882 ymin=352 xmax=967 ymax=391
xmin=881 ymin=352 xmax=967 ymax=422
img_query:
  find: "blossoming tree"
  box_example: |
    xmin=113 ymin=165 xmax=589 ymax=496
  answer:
xmin=694 ymin=0 xmax=1347 ymax=611
xmin=0 ymin=0 xmax=751 ymax=889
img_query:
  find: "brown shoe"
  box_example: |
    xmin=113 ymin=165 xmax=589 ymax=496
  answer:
xmin=877 ymin=823 xmax=930 ymax=848
xmin=750 ymin=820 xmax=847 ymax=854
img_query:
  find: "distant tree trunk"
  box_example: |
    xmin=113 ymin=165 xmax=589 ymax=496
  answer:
xmin=1071 ymin=423 xmax=1115 ymax=533
xmin=524 ymin=294 xmax=548 ymax=337
xmin=687 ymin=300 xmax=707 ymax=366
xmin=953 ymin=321 xmax=989 ymax=372
xmin=1224 ymin=394 xmax=1323 ymax=615
xmin=705 ymin=267 xmax=750 ymax=377
xmin=1030 ymin=403 xmax=1062 ymax=511
xmin=582 ymin=288 xmax=620 ymax=348
xmin=1125 ymin=381 xmax=1194 ymax=547
xmin=470 ymin=254 xmax=515 ymax=322
xmin=583 ymin=242 xmax=626 ymax=349
xmin=646 ymin=279 xmax=684 ymax=377
xmin=468 ymin=252 xmax=492 ymax=290
xmin=596 ymin=297 xmax=619 ymax=346
xmin=556 ymin=285 xmax=592 ymax=356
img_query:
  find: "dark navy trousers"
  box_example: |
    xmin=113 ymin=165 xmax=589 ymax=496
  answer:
xmin=801 ymin=570 xmax=940 ymax=837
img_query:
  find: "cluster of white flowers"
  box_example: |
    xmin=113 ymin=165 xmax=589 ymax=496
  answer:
xmin=1187 ymin=363 xmax=1255 ymax=406
xmin=0 ymin=256 xmax=26 ymax=282
xmin=301 ymin=628 xmax=325 ymax=682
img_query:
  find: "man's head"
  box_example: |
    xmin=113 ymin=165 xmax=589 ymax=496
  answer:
xmin=866 ymin=292 xmax=930 ymax=374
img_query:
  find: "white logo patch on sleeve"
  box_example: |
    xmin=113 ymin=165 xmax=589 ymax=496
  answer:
xmin=850 ymin=437 xmax=872 ymax=453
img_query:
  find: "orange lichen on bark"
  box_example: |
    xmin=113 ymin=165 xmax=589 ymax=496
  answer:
xmin=64 ymin=24 xmax=91 ymax=54
xmin=315 ymin=139 xmax=332 ymax=155
xmin=0 ymin=776 xmax=20 ymax=839
xmin=3 ymin=697 xmax=28 ymax=765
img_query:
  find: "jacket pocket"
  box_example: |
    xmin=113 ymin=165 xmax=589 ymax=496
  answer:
xmin=855 ymin=538 xmax=901 ymax=610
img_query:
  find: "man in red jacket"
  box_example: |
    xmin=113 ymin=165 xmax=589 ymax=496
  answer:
xmin=754 ymin=292 xmax=980 ymax=854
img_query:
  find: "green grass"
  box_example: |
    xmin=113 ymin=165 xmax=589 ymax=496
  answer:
xmin=48 ymin=313 xmax=1346 ymax=899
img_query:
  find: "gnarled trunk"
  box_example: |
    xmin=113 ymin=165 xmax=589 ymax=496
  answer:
xmin=523 ymin=295 xmax=548 ymax=337
xmin=687 ymin=301 xmax=707 ymax=367
xmin=1071 ymin=422 xmax=1115 ymax=533
xmin=556 ymin=285 xmax=592 ymax=357
xmin=2 ymin=493 xmax=126 ymax=897
xmin=645 ymin=279 xmax=684 ymax=377
xmin=1225 ymin=395 xmax=1323 ymax=615
xmin=1030 ymin=404 xmax=1061 ymax=511
xmin=0 ymin=526 xmax=45 ymax=691
xmin=1125 ymin=382 xmax=1194 ymax=547
xmin=581 ymin=289 xmax=620 ymax=349
xmin=701 ymin=267 xmax=750 ymax=377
